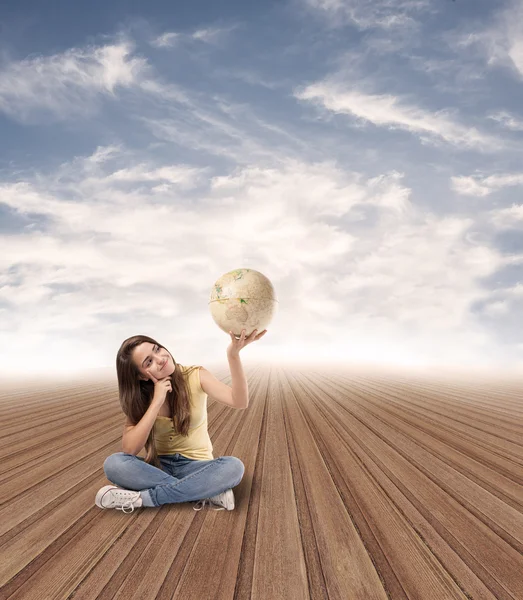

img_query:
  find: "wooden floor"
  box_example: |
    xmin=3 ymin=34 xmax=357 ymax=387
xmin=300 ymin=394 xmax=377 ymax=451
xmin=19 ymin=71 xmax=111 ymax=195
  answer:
xmin=0 ymin=364 xmax=522 ymax=600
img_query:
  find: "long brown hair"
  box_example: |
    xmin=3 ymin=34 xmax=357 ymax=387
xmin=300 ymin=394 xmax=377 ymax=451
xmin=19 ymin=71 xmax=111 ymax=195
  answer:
xmin=116 ymin=334 xmax=201 ymax=468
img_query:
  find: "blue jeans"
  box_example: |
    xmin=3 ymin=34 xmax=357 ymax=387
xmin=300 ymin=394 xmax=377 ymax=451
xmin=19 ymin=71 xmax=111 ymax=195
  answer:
xmin=103 ymin=452 xmax=245 ymax=508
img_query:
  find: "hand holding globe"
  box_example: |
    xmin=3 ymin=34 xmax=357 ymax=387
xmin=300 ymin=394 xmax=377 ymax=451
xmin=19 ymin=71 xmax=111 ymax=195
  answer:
xmin=227 ymin=328 xmax=268 ymax=357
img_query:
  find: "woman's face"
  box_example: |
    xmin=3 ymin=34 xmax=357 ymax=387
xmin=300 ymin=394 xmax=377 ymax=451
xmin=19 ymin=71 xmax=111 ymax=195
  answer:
xmin=133 ymin=342 xmax=174 ymax=381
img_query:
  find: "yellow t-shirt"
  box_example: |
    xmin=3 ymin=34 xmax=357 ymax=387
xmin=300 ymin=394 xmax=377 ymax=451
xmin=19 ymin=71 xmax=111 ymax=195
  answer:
xmin=153 ymin=364 xmax=214 ymax=461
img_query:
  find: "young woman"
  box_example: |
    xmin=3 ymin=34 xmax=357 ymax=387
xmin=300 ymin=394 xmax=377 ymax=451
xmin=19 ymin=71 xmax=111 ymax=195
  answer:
xmin=95 ymin=328 xmax=266 ymax=513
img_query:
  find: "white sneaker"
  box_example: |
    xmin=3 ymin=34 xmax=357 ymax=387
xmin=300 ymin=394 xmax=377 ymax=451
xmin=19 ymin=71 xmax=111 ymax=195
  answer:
xmin=193 ymin=488 xmax=235 ymax=511
xmin=95 ymin=485 xmax=143 ymax=513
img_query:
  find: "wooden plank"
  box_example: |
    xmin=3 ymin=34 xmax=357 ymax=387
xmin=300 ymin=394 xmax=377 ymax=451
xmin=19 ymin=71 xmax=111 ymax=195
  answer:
xmin=339 ymin=373 xmax=523 ymax=498
xmin=0 ymin=364 xmax=522 ymax=600
xmin=297 ymin=369 xmax=523 ymax=599
xmin=0 ymin=367 xmax=249 ymax=597
xmin=278 ymin=366 xmax=389 ymax=599
xmin=247 ymin=365 xmax=309 ymax=600
xmin=354 ymin=373 xmax=523 ymax=418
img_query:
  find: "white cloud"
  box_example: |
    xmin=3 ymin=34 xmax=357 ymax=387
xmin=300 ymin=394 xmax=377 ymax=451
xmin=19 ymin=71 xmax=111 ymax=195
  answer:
xmin=489 ymin=203 xmax=523 ymax=229
xmin=487 ymin=111 xmax=523 ymax=131
xmin=508 ymin=38 xmax=523 ymax=75
xmin=104 ymin=164 xmax=203 ymax=186
xmin=450 ymin=176 xmax=493 ymax=197
xmin=151 ymin=25 xmax=236 ymax=49
xmin=447 ymin=0 xmax=523 ymax=80
xmin=0 ymin=41 xmax=147 ymax=121
xmin=87 ymin=145 xmax=123 ymax=164
xmin=482 ymin=300 xmax=510 ymax=316
xmin=1 ymin=19 xmax=521 ymax=376
xmin=451 ymin=172 xmax=523 ymax=196
xmin=192 ymin=26 xmax=232 ymax=43
xmin=211 ymin=68 xmax=282 ymax=89
xmin=0 ymin=37 xmax=195 ymax=125
xmin=140 ymin=93 xmax=311 ymax=165
xmin=295 ymin=82 xmax=500 ymax=150
xmin=0 ymin=147 xmax=512 ymax=374
xmin=0 ymin=149 xmax=205 ymax=221
xmin=303 ymin=0 xmax=431 ymax=30
xmin=151 ymin=32 xmax=180 ymax=48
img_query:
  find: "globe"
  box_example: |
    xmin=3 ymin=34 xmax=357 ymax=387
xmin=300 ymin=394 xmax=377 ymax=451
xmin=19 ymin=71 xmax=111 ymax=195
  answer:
xmin=209 ymin=268 xmax=278 ymax=339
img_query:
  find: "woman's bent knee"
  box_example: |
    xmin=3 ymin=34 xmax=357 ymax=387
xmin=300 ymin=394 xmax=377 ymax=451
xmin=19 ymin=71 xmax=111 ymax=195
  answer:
xmin=223 ymin=456 xmax=245 ymax=484
xmin=103 ymin=452 xmax=134 ymax=478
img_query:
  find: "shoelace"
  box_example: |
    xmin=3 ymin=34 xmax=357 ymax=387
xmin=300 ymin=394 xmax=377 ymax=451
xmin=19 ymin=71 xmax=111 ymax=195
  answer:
xmin=119 ymin=501 xmax=136 ymax=514
xmin=193 ymin=499 xmax=226 ymax=511
xmin=103 ymin=489 xmax=141 ymax=514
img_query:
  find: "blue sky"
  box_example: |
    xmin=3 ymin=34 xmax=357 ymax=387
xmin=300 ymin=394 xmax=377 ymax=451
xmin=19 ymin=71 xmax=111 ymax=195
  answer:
xmin=1 ymin=0 xmax=522 ymax=379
